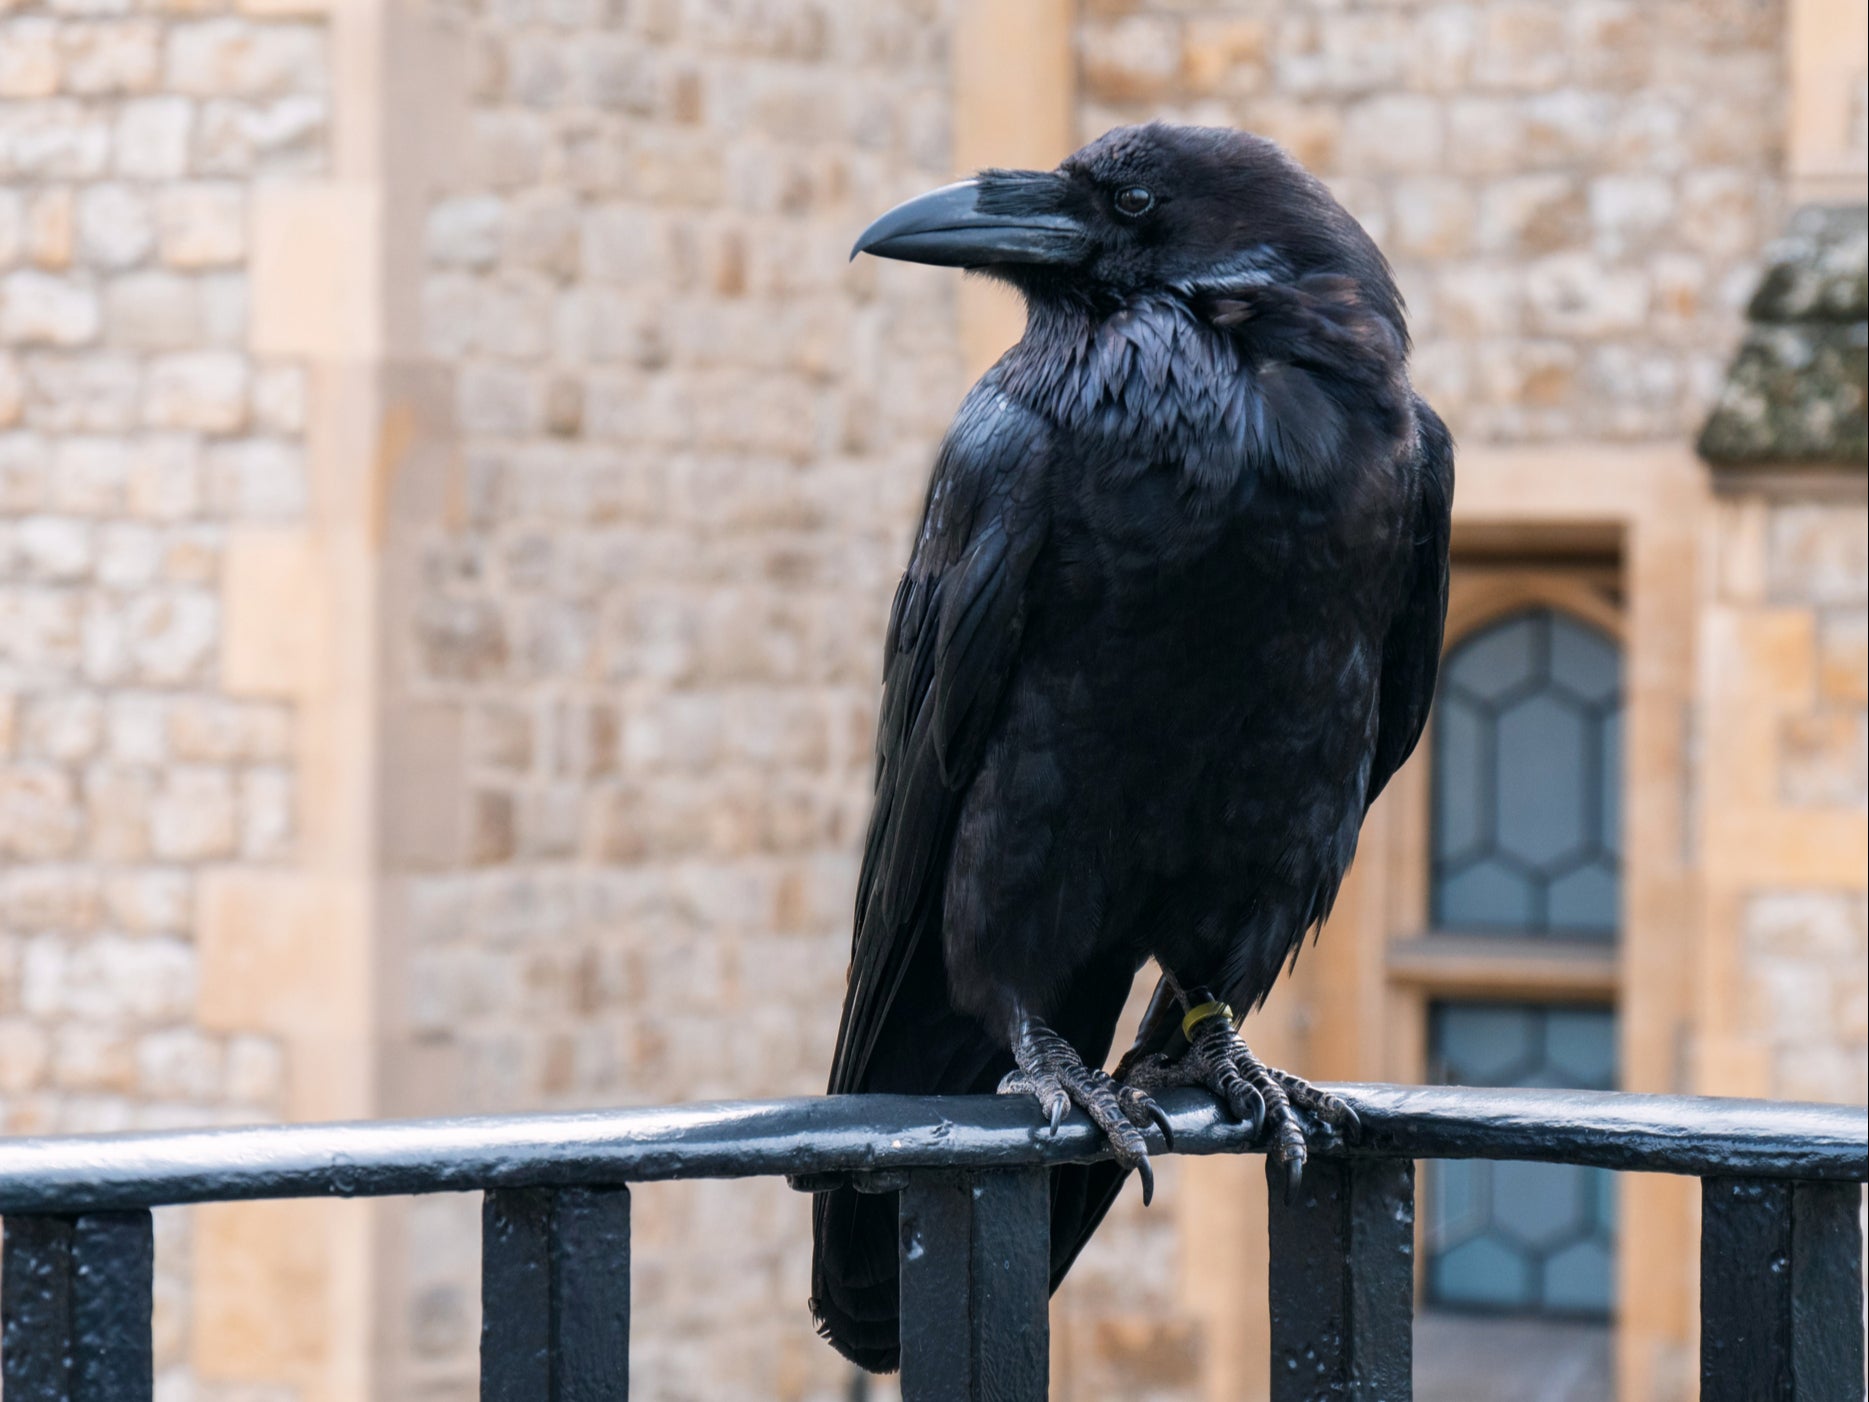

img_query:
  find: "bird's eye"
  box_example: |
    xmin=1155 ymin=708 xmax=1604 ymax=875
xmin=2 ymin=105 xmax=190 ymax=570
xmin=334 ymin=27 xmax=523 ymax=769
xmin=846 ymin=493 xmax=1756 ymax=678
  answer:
xmin=1113 ymin=185 xmax=1155 ymax=218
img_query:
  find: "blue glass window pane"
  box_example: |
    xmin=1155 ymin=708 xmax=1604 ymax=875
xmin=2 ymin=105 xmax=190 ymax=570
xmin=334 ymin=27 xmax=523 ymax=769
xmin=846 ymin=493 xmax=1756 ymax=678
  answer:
xmin=1428 ymin=1002 xmax=1618 ymax=1319
xmin=1547 ymin=863 xmax=1618 ymax=938
xmin=1496 ymin=693 xmax=1590 ymax=869
xmin=1544 ymin=1008 xmax=1618 ymax=1090
xmin=1433 ymin=1237 xmax=1534 ymax=1310
xmin=1600 ymin=708 xmax=1623 ymax=858
xmin=1493 ymin=1160 xmax=1588 ymax=1248
xmin=1429 ymin=1158 xmax=1488 ymax=1249
xmin=1549 ymin=616 xmax=1620 ymax=703
xmin=1544 ymin=1240 xmax=1615 ymax=1313
xmin=1446 ymin=616 xmax=1539 ymax=700
xmin=1438 ymin=860 xmax=1536 ymax=930
xmin=1431 ymin=608 xmax=1623 ymax=940
xmin=1433 ymin=697 xmax=1487 ymax=862
xmin=1434 ymin=1004 xmax=1536 ymax=1085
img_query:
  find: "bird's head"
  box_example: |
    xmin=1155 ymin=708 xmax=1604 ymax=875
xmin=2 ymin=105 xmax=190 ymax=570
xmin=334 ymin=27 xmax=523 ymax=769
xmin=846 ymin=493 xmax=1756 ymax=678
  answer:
xmin=853 ymin=122 xmax=1400 ymax=331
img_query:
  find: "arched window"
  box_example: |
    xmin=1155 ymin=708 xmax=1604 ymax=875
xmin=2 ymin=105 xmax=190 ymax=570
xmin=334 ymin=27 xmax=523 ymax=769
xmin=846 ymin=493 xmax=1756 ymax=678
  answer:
xmin=1431 ymin=609 xmax=1623 ymax=940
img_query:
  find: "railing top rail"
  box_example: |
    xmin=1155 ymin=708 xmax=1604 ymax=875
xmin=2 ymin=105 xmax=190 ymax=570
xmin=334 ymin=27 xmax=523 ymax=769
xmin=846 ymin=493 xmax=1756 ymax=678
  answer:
xmin=0 ymin=1085 xmax=1861 ymax=1215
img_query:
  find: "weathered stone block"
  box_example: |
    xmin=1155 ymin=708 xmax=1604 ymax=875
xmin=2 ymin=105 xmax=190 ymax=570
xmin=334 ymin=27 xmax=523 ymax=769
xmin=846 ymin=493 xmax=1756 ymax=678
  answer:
xmin=104 ymin=271 xmax=199 ymax=349
xmin=61 ymin=19 xmax=161 ymax=96
xmin=136 ymin=1027 xmax=225 ymax=1100
xmin=22 ymin=692 xmax=103 ymax=759
xmin=114 ymin=96 xmax=194 ymax=178
xmin=1524 ymin=254 xmax=1649 ymax=337
xmin=1080 ymin=16 xmax=1181 ymax=102
xmin=1766 ymin=504 xmax=1869 ymax=605
xmin=151 ymin=765 xmax=238 ymax=859
xmin=192 ymin=1199 xmax=334 ymax=1378
xmin=142 ymin=351 xmax=249 ymax=430
xmin=414 ymin=596 xmax=509 ymax=682
xmin=1390 ymin=178 xmax=1474 ymax=260
xmin=75 ymin=184 xmax=156 ymax=270
xmin=1341 ymin=93 xmax=1446 ymax=174
xmin=1780 ymin=712 xmax=1869 ymax=807
xmin=0 ymin=765 xmax=82 ymax=858
xmin=221 ymin=527 xmax=321 ymax=698
xmin=0 ymin=18 xmax=60 ymax=99
xmin=96 ymin=866 xmax=185 ymax=938
xmin=1478 ymin=174 xmax=1588 ymax=256
xmin=193 ymin=93 xmax=329 ymax=176
xmin=1 ymin=270 xmax=101 ymax=346
xmin=238 ymin=765 xmax=293 ymax=859
xmin=156 ymin=182 xmax=245 ymax=268
xmin=0 ymin=865 xmax=100 ymax=932
xmin=164 ymin=19 xmax=328 ymax=97
xmin=1473 ymin=2 xmax=1568 ymax=91
xmin=14 ymin=514 xmax=94 ymax=582
xmin=0 ymin=1019 xmax=50 ymax=1094
xmin=426 ymin=193 xmax=504 ymax=269
xmin=84 ymin=763 xmax=155 ymax=861
xmin=203 ymin=438 xmax=306 ymax=519
xmin=123 ymin=589 xmax=219 ymax=683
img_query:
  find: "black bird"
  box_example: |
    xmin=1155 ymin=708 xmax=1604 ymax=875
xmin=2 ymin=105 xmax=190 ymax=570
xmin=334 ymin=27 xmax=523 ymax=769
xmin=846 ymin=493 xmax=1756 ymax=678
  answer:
xmin=811 ymin=122 xmax=1453 ymax=1372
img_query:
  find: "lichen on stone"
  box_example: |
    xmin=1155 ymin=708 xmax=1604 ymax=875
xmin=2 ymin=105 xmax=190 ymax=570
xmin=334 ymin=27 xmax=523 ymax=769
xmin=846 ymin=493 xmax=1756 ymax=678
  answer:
xmin=1699 ymin=204 xmax=1869 ymax=465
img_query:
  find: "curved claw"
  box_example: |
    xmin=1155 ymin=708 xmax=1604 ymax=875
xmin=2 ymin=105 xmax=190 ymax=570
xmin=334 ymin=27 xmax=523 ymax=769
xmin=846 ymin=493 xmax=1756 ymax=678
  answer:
xmin=1335 ymin=1100 xmax=1363 ymax=1144
xmin=1282 ymin=1153 xmax=1303 ymax=1205
xmin=1143 ymin=1098 xmax=1176 ymax=1151
xmin=1230 ymin=1082 xmax=1266 ymax=1137
xmin=1135 ymin=1153 xmax=1155 ymax=1207
xmin=1048 ymin=1094 xmax=1067 ymax=1136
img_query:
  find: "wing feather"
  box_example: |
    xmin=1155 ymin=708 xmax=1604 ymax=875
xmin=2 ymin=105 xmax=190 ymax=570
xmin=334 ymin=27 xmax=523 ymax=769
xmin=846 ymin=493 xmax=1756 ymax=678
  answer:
xmin=829 ymin=379 xmax=1053 ymax=1095
xmin=1366 ymin=395 xmax=1454 ymax=809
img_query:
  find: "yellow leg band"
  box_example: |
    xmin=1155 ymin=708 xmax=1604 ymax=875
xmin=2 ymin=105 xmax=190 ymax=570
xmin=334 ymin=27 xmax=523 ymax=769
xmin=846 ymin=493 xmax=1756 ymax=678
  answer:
xmin=1180 ymin=1000 xmax=1236 ymax=1040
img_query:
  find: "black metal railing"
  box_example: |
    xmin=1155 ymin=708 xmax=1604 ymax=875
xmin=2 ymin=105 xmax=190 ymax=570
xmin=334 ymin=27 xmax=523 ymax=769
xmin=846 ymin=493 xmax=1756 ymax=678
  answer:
xmin=0 ymin=1084 xmax=1862 ymax=1400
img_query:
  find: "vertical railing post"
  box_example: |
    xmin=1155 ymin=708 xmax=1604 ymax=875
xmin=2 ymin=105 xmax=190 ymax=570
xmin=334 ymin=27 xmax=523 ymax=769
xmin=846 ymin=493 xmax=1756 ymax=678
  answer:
xmin=898 ymin=1167 xmax=1049 ymax=1402
xmin=480 ymin=1185 xmax=632 ymax=1401
xmin=1267 ymin=1156 xmax=1414 ymax=1402
xmin=1701 ymin=1177 xmax=1865 ymax=1401
xmin=1 ymin=1210 xmax=155 ymax=1402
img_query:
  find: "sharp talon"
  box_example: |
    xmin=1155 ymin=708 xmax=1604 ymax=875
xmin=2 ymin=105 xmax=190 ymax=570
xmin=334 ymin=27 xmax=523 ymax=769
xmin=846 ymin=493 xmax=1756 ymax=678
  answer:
xmin=1145 ymin=1099 xmax=1175 ymax=1150
xmin=1136 ymin=1154 xmax=1155 ymax=1207
xmin=1284 ymin=1154 xmax=1303 ymax=1205
xmin=1337 ymin=1101 xmax=1362 ymax=1143
xmin=1225 ymin=1080 xmax=1258 ymax=1132
xmin=1048 ymin=1096 xmax=1066 ymax=1135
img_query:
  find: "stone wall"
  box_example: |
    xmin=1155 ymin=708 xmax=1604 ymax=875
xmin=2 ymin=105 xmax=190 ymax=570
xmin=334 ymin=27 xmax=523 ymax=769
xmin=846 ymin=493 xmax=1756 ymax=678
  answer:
xmin=1076 ymin=0 xmax=1787 ymax=444
xmin=4 ymin=2 xmax=1857 ymax=1400
xmin=0 ymin=1 xmax=327 ymax=1396
xmin=381 ymin=2 xmax=963 ymax=1398
xmin=1704 ymin=490 xmax=1869 ymax=1108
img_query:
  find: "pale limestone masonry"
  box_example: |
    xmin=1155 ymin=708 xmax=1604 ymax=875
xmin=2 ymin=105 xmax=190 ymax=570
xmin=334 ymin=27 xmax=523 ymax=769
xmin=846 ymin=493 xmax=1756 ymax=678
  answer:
xmin=379 ymin=4 xmax=963 ymax=1399
xmin=1704 ymin=490 xmax=1869 ymax=1108
xmin=0 ymin=0 xmax=326 ymax=1397
xmin=3 ymin=1 xmax=1865 ymax=1401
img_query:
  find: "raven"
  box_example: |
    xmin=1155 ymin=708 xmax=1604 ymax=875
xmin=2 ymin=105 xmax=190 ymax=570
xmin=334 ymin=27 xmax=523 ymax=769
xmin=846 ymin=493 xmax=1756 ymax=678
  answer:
xmin=812 ymin=122 xmax=1453 ymax=1371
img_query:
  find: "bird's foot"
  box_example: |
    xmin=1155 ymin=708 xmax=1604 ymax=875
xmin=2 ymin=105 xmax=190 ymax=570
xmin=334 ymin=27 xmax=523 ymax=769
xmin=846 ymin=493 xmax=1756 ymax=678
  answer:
xmin=1116 ymin=1002 xmax=1359 ymax=1201
xmin=998 ymin=1017 xmax=1174 ymax=1205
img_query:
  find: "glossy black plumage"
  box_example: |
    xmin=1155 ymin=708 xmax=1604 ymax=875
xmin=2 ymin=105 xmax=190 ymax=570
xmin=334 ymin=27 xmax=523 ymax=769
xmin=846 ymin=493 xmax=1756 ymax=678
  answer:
xmin=812 ymin=123 xmax=1455 ymax=1371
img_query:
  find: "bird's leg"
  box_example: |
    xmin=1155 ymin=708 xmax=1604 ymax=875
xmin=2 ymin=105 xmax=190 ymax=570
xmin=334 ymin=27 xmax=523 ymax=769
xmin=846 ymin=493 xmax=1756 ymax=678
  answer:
xmin=1116 ymin=992 xmax=1360 ymax=1199
xmin=997 ymin=1013 xmax=1175 ymax=1204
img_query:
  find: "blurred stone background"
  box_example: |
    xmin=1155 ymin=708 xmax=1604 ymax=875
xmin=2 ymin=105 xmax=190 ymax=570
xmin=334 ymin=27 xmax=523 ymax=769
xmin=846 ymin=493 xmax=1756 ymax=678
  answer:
xmin=0 ymin=1 xmax=1862 ymax=1400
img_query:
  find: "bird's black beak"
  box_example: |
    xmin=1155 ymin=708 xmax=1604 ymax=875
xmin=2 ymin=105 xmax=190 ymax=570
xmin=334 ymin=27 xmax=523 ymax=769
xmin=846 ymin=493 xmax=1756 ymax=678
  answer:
xmin=851 ymin=173 xmax=1086 ymax=269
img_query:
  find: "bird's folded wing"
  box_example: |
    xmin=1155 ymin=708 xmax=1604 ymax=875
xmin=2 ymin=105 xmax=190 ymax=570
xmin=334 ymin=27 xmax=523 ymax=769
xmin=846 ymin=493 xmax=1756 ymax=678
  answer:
xmin=1366 ymin=394 xmax=1455 ymax=810
xmin=829 ymin=380 xmax=1054 ymax=1094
